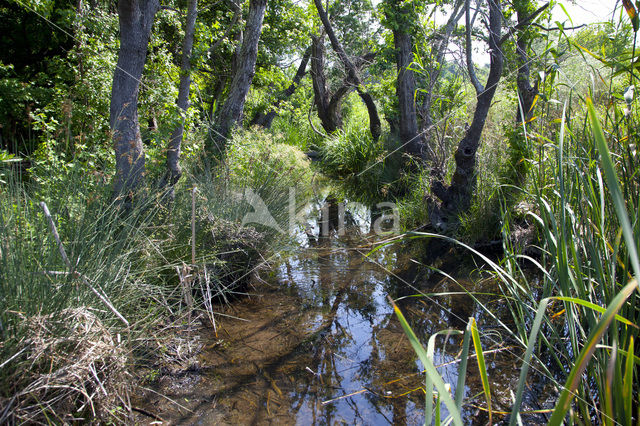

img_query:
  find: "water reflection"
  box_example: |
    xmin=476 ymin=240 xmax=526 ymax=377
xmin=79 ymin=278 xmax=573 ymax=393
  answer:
xmin=135 ymin=196 xmax=532 ymax=425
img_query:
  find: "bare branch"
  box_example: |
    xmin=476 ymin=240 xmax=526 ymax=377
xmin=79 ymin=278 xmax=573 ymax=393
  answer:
xmin=466 ymin=0 xmax=484 ymax=94
xmin=40 ymin=202 xmax=129 ymax=327
xmin=498 ymin=2 xmax=550 ymax=45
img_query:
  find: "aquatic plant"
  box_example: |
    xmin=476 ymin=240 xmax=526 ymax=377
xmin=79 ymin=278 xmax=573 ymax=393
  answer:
xmin=389 ymin=88 xmax=640 ymax=425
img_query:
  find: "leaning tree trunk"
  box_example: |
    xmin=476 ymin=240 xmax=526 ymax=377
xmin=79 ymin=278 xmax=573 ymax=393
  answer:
xmin=251 ymin=46 xmax=311 ymax=129
xmin=313 ymin=0 xmax=381 ymax=141
xmin=430 ymin=0 xmax=503 ymax=226
xmin=209 ymin=0 xmax=267 ymax=153
xmin=110 ymin=0 xmax=160 ymax=200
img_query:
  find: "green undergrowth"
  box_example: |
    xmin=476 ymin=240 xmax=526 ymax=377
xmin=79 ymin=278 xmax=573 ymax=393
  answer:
xmin=315 ymin=117 xmax=406 ymax=205
xmin=0 ymin=129 xmax=314 ymax=422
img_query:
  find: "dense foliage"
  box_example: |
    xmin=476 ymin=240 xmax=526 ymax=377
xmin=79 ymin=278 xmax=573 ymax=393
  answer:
xmin=1 ymin=0 xmax=638 ymax=423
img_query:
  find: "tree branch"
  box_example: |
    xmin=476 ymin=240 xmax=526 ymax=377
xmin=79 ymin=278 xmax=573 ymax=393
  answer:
xmin=207 ymin=7 xmax=242 ymax=56
xmin=313 ymin=0 xmax=381 ymax=140
xmin=498 ymin=2 xmax=550 ymax=45
xmin=160 ymin=5 xmax=179 ymax=12
xmin=530 ymin=22 xmax=586 ymax=32
xmin=466 ymin=0 xmax=483 ymax=94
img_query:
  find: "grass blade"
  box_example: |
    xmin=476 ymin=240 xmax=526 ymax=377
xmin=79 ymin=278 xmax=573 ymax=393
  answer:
xmin=426 ymin=330 xmax=462 ymax=425
xmin=548 ymin=296 xmax=637 ymax=328
xmin=623 ymin=336 xmax=634 ymax=424
xmin=548 ymin=279 xmax=637 ymax=425
xmin=455 ymin=321 xmax=472 ymax=410
xmin=509 ymin=298 xmax=550 ymax=426
xmin=389 ymin=297 xmax=464 ymax=426
xmin=587 ymin=98 xmax=640 ymax=282
xmin=470 ymin=317 xmax=492 ymax=425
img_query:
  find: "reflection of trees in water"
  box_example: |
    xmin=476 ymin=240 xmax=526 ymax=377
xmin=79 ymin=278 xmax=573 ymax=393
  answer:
xmin=286 ymin=239 xmax=425 ymax=424
xmin=316 ymin=195 xmax=359 ymax=239
xmin=285 ymin=204 xmax=488 ymax=424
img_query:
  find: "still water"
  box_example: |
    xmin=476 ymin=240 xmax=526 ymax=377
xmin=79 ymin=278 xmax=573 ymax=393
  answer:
xmin=135 ymin=198 xmax=548 ymax=425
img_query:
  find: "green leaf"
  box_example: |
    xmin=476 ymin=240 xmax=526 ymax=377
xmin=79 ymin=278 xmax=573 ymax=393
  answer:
xmin=587 ymin=98 xmax=640 ymax=283
xmin=548 ymin=296 xmax=638 ymax=328
xmin=455 ymin=322 xmax=472 ymax=410
xmin=470 ymin=317 xmax=492 ymax=425
xmin=548 ymin=280 xmax=637 ymax=425
xmin=622 ymin=0 xmax=640 ymax=32
xmin=623 ymin=336 xmax=634 ymax=424
xmin=389 ymin=297 xmax=464 ymax=426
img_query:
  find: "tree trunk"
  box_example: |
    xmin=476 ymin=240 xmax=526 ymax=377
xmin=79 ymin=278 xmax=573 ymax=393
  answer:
xmin=417 ymin=0 xmax=464 ymax=165
xmin=430 ymin=0 xmax=503 ymax=225
xmin=515 ymin=9 xmax=538 ymax=125
xmin=251 ymin=45 xmax=311 ymax=129
xmin=110 ymin=0 xmax=160 ymax=200
xmin=313 ymin=0 xmax=381 ymax=141
xmin=309 ymin=34 xmax=350 ymax=134
xmin=393 ymin=27 xmax=421 ymax=157
xmin=162 ymin=0 xmax=198 ymax=192
xmin=209 ymin=0 xmax=267 ymax=152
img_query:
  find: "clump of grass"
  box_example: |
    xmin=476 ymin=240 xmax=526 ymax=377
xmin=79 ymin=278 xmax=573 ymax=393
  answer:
xmin=316 ymin=118 xmax=405 ymax=205
xmin=395 ymin=166 xmax=432 ymax=230
xmin=225 ymin=128 xmax=314 ymax=216
xmin=5 ymin=307 xmax=129 ymax=423
xmin=0 ymin=173 xmax=167 ymax=422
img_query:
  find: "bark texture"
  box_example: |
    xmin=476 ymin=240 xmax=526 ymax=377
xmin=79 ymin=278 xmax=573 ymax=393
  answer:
xmin=210 ymin=0 xmax=267 ymax=152
xmin=163 ymin=0 xmax=198 ymax=191
xmin=251 ymin=46 xmax=311 ymax=129
xmin=310 ymin=34 xmax=352 ymax=134
xmin=515 ymin=7 xmax=539 ymax=125
xmin=313 ymin=0 xmax=381 ymax=141
xmin=110 ymin=0 xmax=160 ymax=199
xmin=393 ymin=26 xmax=421 ymax=156
xmin=430 ymin=0 xmax=503 ymax=225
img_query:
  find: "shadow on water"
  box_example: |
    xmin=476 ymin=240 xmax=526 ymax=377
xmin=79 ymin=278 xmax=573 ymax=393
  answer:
xmin=134 ymin=196 xmax=550 ymax=425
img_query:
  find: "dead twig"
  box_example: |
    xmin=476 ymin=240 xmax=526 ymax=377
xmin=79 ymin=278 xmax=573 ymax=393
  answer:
xmin=132 ymin=406 xmax=165 ymax=422
xmin=39 ymin=202 xmax=129 ymax=327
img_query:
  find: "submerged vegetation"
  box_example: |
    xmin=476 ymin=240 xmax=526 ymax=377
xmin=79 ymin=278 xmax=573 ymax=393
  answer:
xmin=1 ymin=0 xmax=639 ymax=423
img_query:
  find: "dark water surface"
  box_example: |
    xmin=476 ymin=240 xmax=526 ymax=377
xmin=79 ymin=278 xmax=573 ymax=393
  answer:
xmin=134 ymin=200 xmax=547 ymax=425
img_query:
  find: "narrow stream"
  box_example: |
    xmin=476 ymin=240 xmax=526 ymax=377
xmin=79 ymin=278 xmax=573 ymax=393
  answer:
xmin=135 ymin=197 xmax=548 ymax=425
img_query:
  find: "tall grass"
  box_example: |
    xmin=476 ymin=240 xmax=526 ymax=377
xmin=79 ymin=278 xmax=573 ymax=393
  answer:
xmin=390 ymin=96 xmax=639 ymax=423
xmin=0 ymin=127 xmax=315 ymax=421
xmin=390 ymin=37 xmax=640 ymax=426
xmin=504 ymin=96 xmax=639 ymax=424
xmin=316 ymin=116 xmax=406 ymax=205
xmin=0 ymin=171 xmax=167 ymax=422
